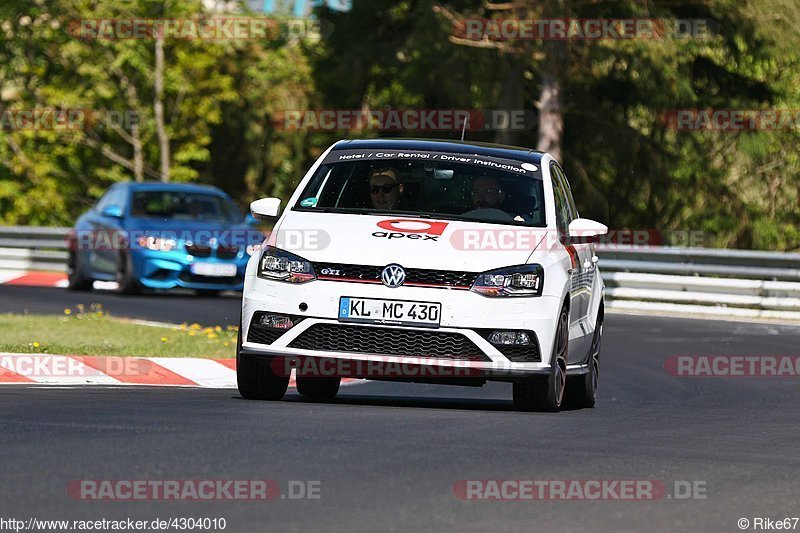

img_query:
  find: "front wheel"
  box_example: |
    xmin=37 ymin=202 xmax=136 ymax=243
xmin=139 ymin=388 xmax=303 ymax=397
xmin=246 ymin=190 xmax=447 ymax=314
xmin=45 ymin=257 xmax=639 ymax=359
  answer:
xmin=296 ymin=376 xmax=341 ymax=401
xmin=116 ymin=253 xmax=142 ymax=295
xmin=513 ymin=305 xmax=568 ymax=412
xmin=67 ymin=252 xmax=93 ymax=292
xmin=237 ymin=329 xmax=289 ymax=401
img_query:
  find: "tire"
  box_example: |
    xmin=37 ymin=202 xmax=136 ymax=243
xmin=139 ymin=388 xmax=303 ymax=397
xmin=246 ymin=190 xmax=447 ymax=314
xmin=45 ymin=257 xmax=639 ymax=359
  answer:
xmin=513 ymin=305 xmax=568 ymax=412
xmin=296 ymin=376 xmax=341 ymax=401
xmin=67 ymin=252 xmax=93 ymax=292
xmin=236 ymin=327 xmax=289 ymax=401
xmin=115 ymin=252 xmax=142 ymax=295
xmin=564 ymin=311 xmax=602 ymax=409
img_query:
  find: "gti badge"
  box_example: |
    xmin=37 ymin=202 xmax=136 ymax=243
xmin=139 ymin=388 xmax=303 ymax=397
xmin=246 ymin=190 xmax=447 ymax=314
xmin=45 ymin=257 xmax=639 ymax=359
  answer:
xmin=381 ymin=264 xmax=406 ymax=288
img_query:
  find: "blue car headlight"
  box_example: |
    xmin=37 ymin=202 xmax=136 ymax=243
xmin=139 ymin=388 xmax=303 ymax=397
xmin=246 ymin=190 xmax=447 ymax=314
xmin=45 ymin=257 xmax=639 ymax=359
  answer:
xmin=137 ymin=235 xmax=177 ymax=252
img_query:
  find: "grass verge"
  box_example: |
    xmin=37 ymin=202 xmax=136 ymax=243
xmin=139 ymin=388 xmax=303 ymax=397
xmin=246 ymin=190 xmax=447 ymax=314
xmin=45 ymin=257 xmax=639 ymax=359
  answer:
xmin=0 ymin=305 xmax=237 ymax=358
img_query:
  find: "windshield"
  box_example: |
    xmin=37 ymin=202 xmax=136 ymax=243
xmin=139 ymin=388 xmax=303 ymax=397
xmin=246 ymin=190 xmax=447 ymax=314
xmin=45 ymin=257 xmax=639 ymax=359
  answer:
xmin=131 ymin=191 xmax=243 ymax=223
xmin=293 ymin=150 xmax=546 ymax=226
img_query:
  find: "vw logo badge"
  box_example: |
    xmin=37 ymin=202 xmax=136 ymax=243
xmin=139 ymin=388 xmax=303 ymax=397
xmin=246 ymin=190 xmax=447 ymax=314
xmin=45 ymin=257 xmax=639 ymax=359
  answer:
xmin=381 ymin=264 xmax=406 ymax=288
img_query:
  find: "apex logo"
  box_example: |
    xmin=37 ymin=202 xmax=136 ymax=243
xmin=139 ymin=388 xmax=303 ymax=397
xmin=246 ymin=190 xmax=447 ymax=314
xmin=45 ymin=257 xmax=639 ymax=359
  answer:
xmin=372 ymin=219 xmax=449 ymax=242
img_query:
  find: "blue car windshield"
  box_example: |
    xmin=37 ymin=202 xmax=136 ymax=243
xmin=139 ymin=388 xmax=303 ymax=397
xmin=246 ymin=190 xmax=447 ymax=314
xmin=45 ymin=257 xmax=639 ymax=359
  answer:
xmin=131 ymin=191 xmax=242 ymax=223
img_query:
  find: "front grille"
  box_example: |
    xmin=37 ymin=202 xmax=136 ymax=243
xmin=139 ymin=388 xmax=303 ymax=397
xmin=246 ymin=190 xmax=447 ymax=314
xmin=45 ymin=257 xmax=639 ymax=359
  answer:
xmin=288 ymin=323 xmax=490 ymax=361
xmin=313 ymin=262 xmax=477 ymax=289
xmin=217 ymin=246 xmax=239 ymax=259
xmin=493 ymin=345 xmax=541 ymax=363
xmin=247 ymin=326 xmax=286 ymax=345
xmin=186 ymin=244 xmax=212 ymax=258
xmin=247 ymin=312 xmax=305 ymax=345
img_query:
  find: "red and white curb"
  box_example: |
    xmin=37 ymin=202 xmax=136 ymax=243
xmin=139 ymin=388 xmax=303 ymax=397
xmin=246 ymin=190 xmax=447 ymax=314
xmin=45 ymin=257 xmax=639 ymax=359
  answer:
xmin=0 ymin=353 xmax=361 ymax=389
xmin=0 ymin=270 xmax=69 ymax=288
xmin=1 ymin=353 xmax=254 ymax=388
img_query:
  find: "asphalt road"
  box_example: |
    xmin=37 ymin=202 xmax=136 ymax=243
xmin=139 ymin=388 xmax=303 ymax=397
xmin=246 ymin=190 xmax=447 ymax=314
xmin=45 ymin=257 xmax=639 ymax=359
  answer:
xmin=1 ymin=306 xmax=799 ymax=532
xmin=0 ymin=285 xmax=241 ymax=325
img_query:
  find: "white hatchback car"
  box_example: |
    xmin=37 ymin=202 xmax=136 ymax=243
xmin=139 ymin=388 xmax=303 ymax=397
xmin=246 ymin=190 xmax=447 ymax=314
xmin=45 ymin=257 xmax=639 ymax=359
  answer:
xmin=238 ymin=139 xmax=607 ymax=411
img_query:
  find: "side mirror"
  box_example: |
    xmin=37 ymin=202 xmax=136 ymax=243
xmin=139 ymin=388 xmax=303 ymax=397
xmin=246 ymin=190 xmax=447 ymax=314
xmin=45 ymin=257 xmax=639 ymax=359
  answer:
xmin=101 ymin=206 xmax=124 ymax=219
xmin=250 ymin=197 xmax=282 ymax=220
xmin=567 ymin=218 xmax=608 ymax=244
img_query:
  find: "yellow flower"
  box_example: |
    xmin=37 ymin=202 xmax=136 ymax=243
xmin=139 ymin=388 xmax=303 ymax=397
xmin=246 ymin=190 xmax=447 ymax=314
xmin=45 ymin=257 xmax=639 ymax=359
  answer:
xmin=214 ymin=326 xmax=222 ymax=332
xmin=32 ymin=342 xmax=40 ymax=348
xmin=190 ymin=323 xmax=201 ymax=330
xmin=161 ymin=337 xmax=168 ymax=343
xmin=189 ymin=331 xmax=197 ymax=336
xmin=64 ymin=308 xmax=72 ymax=315
xmin=223 ymin=342 xmax=229 ymax=347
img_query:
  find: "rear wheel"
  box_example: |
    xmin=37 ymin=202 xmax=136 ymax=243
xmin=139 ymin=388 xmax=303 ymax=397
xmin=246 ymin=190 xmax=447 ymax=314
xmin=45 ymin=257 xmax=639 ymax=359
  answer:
xmin=236 ymin=327 xmax=289 ymax=401
xmin=67 ymin=252 xmax=93 ymax=291
xmin=513 ymin=305 xmax=568 ymax=412
xmin=565 ymin=311 xmax=602 ymax=409
xmin=296 ymin=376 xmax=341 ymax=401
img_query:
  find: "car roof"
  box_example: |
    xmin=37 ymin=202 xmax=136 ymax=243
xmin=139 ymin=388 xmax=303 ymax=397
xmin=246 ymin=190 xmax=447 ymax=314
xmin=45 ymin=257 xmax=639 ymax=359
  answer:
xmin=114 ymin=181 xmax=228 ymax=196
xmin=331 ymin=138 xmax=546 ymax=164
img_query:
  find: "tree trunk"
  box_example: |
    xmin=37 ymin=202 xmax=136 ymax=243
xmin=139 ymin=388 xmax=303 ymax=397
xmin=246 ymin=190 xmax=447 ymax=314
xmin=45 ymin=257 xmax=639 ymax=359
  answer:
xmin=493 ymin=56 xmax=525 ymax=147
xmin=132 ymin=118 xmax=143 ymax=182
xmin=154 ymin=33 xmax=170 ymax=182
xmin=536 ymin=71 xmax=562 ymax=162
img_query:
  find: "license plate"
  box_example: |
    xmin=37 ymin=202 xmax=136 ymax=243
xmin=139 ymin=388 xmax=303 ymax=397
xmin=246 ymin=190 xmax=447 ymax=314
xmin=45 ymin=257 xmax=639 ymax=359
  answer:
xmin=338 ymin=297 xmax=441 ymax=328
xmin=190 ymin=263 xmax=238 ymax=277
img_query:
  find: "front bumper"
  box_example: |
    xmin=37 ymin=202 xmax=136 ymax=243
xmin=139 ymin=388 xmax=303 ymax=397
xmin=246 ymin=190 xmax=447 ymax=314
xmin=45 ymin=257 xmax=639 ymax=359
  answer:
xmin=131 ymin=249 xmax=250 ymax=291
xmin=241 ymin=275 xmax=568 ymax=379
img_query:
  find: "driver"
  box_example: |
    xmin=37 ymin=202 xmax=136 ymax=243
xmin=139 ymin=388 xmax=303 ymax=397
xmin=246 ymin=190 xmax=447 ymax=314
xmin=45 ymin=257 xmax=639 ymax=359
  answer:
xmin=470 ymin=176 xmax=506 ymax=210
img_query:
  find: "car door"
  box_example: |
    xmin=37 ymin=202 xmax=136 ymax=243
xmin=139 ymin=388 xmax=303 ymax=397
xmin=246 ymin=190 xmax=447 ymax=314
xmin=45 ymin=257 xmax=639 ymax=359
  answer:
xmin=551 ymin=163 xmax=596 ymax=359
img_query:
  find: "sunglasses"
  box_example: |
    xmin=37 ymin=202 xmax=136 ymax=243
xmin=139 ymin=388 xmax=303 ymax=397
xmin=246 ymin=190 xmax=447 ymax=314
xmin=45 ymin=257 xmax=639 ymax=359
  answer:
xmin=370 ymin=184 xmax=398 ymax=194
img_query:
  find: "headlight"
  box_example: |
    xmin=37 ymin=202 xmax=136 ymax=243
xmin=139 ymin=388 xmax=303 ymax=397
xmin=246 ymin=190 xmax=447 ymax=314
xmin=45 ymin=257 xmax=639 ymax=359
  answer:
xmin=470 ymin=264 xmax=544 ymax=297
xmin=257 ymin=246 xmax=315 ymax=283
xmin=137 ymin=236 xmax=177 ymax=252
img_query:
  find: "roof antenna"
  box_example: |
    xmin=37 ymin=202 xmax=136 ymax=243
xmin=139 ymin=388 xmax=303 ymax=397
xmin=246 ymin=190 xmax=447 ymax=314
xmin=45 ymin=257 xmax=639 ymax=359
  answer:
xmin=460 ymin=115 xmax=469 ymax=142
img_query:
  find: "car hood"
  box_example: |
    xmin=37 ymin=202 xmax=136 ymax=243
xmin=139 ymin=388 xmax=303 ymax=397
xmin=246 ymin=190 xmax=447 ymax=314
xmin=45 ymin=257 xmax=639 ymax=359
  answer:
xmin=125 ymin=218 xmax=264 ymax=245
xmin=269 ymin=212 xmax=548 ymax=272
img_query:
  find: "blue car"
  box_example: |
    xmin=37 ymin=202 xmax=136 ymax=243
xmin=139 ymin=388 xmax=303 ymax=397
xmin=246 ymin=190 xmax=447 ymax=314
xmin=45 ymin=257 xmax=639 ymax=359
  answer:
xmin=67 ymin=182 xmax=265 ymax=295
